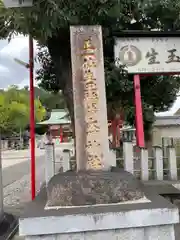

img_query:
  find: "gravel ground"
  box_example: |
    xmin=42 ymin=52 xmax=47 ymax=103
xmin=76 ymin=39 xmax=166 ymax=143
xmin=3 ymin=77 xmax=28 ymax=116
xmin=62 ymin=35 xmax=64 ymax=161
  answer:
xmin=4 ymin=163 xmax=45 ymax=213
xmin=5 ymin=163 xmax=46 ymax=240
xmin=3 ymin=148 xmax=62 ymax=209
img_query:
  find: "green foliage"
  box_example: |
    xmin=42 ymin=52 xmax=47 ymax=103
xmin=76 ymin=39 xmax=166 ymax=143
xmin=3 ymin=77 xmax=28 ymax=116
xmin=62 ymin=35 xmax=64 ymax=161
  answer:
xmin=0 ymin=86 xmax=46 ymax=134
xmin=0 ymin=0 xmax=133 ymax=41
xmin=34 ymin=86 xmax=66 ymax=110
xmin=0 ymin=94 xmax=11 ymax=132
xmin=1 ymin=0 xmax=180 ymax=40
xmin=1 ymin=0 xmax=180 ymax=138
xmin=36 ymin=48 xmax=58 ymax=92
xmin=35 ymin=49 xmax=180 ymax=139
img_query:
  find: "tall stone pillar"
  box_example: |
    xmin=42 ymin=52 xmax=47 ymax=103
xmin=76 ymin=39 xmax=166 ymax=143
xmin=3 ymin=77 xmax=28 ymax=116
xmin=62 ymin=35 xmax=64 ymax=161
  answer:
xmin=70 ymin=26 xmax=110 ymax=170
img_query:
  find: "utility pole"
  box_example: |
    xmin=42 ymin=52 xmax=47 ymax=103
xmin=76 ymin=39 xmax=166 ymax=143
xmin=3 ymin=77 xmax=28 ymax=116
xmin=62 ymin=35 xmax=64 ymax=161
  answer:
xmin=29 ymin=36 xmax=35 ymax=200
xmin=14 ymin=36 xmax=35 ymax=200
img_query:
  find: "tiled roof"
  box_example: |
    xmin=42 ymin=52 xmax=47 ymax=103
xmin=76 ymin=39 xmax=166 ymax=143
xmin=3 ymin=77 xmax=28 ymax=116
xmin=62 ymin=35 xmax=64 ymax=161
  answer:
xmin=38 ymin=111 xmax=180 ymax=127
xmin=38 ymin=109 xmax=71 ymax=125
xmin=153 ymin=115 xmax=180 ymax=126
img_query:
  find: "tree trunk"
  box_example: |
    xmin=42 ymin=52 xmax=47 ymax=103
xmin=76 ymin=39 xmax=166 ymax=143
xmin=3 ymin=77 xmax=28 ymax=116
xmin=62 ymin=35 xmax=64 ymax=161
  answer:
xmin=47 ymin=32 xmax=75 ymax=135
xmin=47 ymin=32 xmax=76 ymax=164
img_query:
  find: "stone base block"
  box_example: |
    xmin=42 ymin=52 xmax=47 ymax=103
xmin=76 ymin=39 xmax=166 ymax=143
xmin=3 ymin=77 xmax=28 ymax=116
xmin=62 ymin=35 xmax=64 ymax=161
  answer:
xmin=19 ymin=186 xmax=179 ymax=240
xmin=25 ymin=225 xmax=175 ymax=240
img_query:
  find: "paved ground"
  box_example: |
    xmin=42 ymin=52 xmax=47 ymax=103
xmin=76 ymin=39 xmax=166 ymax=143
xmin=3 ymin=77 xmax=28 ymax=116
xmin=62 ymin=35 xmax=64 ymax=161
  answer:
xmin=2 ymin=149 xmax=44 ymax=188
xmin=2 ymin=149 xmax=44 ymax=169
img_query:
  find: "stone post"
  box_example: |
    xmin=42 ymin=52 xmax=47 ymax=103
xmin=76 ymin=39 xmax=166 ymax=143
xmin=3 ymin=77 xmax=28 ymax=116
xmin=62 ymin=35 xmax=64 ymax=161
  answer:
xmin=140 ymin=148 xmax=149 ymax=181
xmin=4 ymin=140 xmax=8 ymax=150
xmin=62 ymin=149 xmax=70 ymax=172
xmin=153 ymin=146 xmax=163 ymax=180
xmin=167 ymin=146 xmax=178 ymax=180
xmin=70 ymin=26 xmax=110 ymax=170
xmin=1 ymin=140 xmax=4 ymax=150
xmin=109 ymin=149 xmax=117 ymax=167
xmin=123 ymin=141 xmax=134 ymax=174
xmin=45 ymin=143 xmax=55 ymax=185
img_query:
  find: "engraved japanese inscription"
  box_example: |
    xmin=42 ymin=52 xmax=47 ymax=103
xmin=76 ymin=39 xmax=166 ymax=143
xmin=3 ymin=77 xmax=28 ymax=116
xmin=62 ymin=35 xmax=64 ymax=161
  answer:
xmin=81 ymin=38 xmax=102 ymax=169
xmin=70 ymin=26 xmax=110 ymax=170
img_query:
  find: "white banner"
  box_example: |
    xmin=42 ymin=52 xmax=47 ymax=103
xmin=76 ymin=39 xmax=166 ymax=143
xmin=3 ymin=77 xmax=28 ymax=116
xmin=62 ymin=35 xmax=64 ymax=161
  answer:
xmin=114 ymin=37 xmax=180 ymax=74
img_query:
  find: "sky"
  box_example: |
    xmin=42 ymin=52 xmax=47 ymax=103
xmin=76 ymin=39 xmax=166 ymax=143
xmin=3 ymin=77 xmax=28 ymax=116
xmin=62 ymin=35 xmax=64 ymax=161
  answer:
xmin=0 ymin=35 xmax=39 ymax=88
xmin=0 ymin=35 xmax=180 ymax=116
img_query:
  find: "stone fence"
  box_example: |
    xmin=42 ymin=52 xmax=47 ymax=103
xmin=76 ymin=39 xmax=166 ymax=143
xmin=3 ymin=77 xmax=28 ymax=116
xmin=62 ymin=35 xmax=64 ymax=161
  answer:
xmin=44 ymin=141 xmax=178 ymax=185
xmin=121 ymin=141 xmax=178 ymax=181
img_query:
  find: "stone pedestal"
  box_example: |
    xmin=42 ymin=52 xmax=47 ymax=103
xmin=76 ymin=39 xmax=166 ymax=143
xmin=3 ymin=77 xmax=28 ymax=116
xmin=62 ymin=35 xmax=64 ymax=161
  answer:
xmin=19 ymin=188 xmax=179 ymax=240
xmin=19 ymin=169 xmax=179 ymax=240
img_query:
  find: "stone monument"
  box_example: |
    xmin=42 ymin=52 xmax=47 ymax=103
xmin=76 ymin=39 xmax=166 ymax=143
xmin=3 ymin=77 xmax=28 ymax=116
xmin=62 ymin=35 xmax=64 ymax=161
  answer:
xmin=45 ymin=25 xmax=144 ymax=207
xmin=19 ymin=26 xmax=179 ymax=240
xmin=70 ymin=26 xmax=110 ymax=170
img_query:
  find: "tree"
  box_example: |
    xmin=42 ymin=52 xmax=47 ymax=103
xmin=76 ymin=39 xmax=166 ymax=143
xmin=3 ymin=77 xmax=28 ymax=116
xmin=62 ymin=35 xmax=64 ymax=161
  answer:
xmin=0 ymin=86 xmax=46 ymax=135
xmin=1 ymin=0 xmax=180 ymax=138
xmin=0 ymin=94 xmax=12 ymax=134
xmin=34 ymin=87 xmax=66 ymax=111
xmin=36 ymin=48 xmax=180 ymax=139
